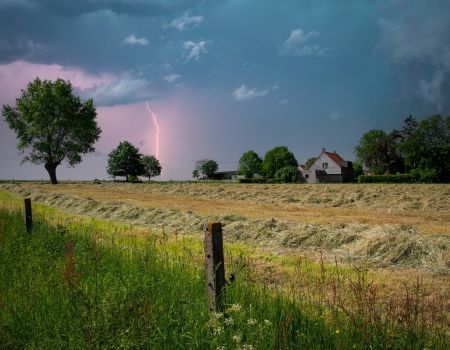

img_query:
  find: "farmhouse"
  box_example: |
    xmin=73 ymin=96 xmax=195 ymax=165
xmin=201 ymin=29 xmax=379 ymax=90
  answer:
xmin=210 ymin=170 xmax=237 ymax=181
xmin=299 ymin=148 xmax=354 ymax=183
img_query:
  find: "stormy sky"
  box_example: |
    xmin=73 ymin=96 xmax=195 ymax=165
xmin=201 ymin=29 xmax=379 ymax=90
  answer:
xmin=1 ymin=0 xmax=449 ymax=180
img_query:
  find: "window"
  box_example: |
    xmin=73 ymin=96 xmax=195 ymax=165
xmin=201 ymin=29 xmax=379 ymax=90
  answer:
xmin=322 ymin=162 xmax=328 ymax=169
xmin=305 ymin=174 xmax=309 ymax=178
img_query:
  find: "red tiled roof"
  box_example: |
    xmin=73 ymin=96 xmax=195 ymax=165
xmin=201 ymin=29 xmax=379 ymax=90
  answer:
xmin=325 ymin=151 xmax=345 ymax=166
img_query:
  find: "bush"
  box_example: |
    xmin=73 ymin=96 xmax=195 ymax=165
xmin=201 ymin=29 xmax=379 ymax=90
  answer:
xmin=274 ymin=166 xmax=299 ymax=183
xmin=238 ymin=178 xmax=267 ymax=184
xmin=128 ymin=175 xmax=142 ymax=183
xmin=358 ymin=174 xmax=412 ymax=183
xmin=410 ymin=168 xmax=438 ymax=183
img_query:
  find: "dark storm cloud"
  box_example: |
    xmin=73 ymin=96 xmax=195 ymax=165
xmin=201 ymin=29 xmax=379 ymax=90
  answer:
xmin=376 ymin=0 xmax=450 ymax=111
xmin=0 ymin=0 xmax=211 ymax=66
xmin=0 ymin=37 xmax=43 ymax=63
xmin=1 ymin=0 xmax=203 ymax=17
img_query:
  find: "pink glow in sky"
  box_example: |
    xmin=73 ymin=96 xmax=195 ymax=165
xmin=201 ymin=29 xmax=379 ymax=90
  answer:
xmin=0 ymin=60 xmax=241 ymax=180
xmin=0 ymin=60 xmax=115 ymax=104
xmin=0 ymin=60 xmax=170 ymax=178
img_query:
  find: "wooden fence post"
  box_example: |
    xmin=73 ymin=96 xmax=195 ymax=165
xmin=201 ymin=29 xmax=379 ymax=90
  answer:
xmin=24 ymin=198 xmax=32 ymax=233
xmin=204 ymin=222 xmax=226 ymax=312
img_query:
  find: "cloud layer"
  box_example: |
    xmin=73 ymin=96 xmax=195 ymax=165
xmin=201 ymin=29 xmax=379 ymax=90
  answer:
xmin=169 ymin=12 xmax=204 ymax=31
xmin=183 ymin=41 xmax=209 ymax=61
xmin=122 ymin=34 xmax=149 ymax=46
xmin=377 ymin=1 xmax=450 ymax=110
xmin=231 ymin=85 xmax=269 ymax=101
xmin=279 ymin=29 xmax=328 ymax=57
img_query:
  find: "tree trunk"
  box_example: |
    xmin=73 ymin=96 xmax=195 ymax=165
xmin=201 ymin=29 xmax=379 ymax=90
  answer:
xmin=45 ymin=163 xmax=58 ymax=184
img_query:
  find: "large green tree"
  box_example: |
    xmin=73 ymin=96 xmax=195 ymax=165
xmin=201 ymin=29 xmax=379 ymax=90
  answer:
xmin=237 ymin=150 xmax=262 ymax=179
xmin=141 ymin=155 xmax=162 ymax=180
xmin=401 ymin=115 xmax=450 ymax=182
xmin=193 ymin=159 xmax=218 ymax=179
xmin=107 ymin=141 xmax=145 ymax=182
xmin=355 ymin=129 xmax=403 ymax=175
xmin=2 ymin=78 xmax=101 ymax=184
xmin=262 ymin=146 xmax=298 ymax=178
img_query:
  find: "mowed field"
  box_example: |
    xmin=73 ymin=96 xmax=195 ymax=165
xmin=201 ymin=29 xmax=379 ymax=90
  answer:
xmin=2 ymin=181 xmax=449 ymax=272
xmin=1 ymin=181 xmax=450 ymax=345
xmin=3 ymin=181 xmax=450 ymax=230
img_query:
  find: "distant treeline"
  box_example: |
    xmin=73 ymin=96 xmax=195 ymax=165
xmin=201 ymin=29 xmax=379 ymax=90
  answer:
xmin=355 ymin=115 xmax=450 ymax=183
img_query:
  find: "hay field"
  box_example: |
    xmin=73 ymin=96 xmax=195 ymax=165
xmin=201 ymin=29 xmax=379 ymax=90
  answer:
xmin=2 ymin=181 xmax=449 ymax=273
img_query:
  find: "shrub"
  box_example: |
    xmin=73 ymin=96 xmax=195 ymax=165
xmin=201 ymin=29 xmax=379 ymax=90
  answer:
xmin=238 ymin=178 xmax=267 ymax=184
xmin=358 ymin=174 xmax=412 ymax=183
xmin=128 ymin=175 xmax=142 ymax=183
xmin=274 ymin=166 xmax=300 ymax=183
xmin=410 ymin=168 xmax=438 ymax=183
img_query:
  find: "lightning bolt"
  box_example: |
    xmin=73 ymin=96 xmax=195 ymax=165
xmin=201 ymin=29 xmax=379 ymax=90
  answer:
xmin=146 ymin=102 xmax=160 ymax=159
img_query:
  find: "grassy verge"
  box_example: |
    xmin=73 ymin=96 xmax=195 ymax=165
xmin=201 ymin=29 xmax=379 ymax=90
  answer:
xmin=0 ymin=207 xmax=448 ymax=349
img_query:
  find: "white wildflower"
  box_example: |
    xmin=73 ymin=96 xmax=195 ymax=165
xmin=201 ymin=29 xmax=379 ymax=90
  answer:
xmin=247 ymin=318 xmax=257 ymax=326
xmin=211 ymin=312 xmax=223 ymax=321
xmin=242 ymin=345 xmax=254 ymax=350
xmin=232 ymin=335 xmax=241 ymax=343
xmin=224 ymin=317 xmax=234 ymax=326
xmin=213 ymin=327 xmax=224 ymax=336
xmin=228 ymin=304 xmax=242 ymax=313
xmin=263 ymin=319 xmax=272 ymax=326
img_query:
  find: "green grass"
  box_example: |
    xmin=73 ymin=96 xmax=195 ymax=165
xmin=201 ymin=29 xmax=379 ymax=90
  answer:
xmin=0 ymin=208 xmax=447 ymax=349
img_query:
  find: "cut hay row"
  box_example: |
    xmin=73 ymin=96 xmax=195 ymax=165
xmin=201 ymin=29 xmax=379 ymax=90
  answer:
xmin=76 ymin=181 xmax=450 ymax=211
xmin=3 ymin=183 xmax=449 ymax=273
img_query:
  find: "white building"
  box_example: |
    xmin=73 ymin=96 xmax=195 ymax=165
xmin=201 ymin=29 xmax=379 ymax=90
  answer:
xmin=299 ymin=148 xmax=354 ymax=183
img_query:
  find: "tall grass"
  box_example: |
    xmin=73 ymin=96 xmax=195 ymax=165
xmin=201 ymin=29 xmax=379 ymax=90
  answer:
xmin=0 ymin=208 xmax=447 ymax=349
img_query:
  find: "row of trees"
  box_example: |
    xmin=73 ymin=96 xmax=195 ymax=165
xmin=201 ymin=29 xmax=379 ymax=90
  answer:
xmin=107 ymin=141 xmax=161 ymax=182
xmin=237 ymin=146 xmax=299 ymax=182
xmin=355 ymin=115 xmax=450 ymax=182
xmin=194 ymin=146 xmax=299 ymax=182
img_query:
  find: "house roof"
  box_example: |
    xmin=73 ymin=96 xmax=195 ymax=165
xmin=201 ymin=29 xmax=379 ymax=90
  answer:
xmin=324 ymin=151 xmax=345 ymax=166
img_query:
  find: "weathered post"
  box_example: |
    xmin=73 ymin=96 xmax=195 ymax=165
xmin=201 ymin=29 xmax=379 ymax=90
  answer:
xmin=204 ymin=222 xmax=226 ymax=312
xmin=24 ymin=198 xmax=32 ymax=233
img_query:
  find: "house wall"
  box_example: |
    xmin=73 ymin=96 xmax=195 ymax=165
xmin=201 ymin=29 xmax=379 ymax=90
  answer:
xmin=317 ymin=174 xmax=344 ymax=183
xmin=305 ymin=153 xmax=341 ymax=183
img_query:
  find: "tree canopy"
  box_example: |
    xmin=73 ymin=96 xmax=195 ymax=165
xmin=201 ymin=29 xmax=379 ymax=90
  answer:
xmin=141 ymin=155 xmax=162 ymax=180
xmin=355 ymin=129 xmax=403 ymax=175
xmin=401 ymin=115 xmax=450 ymax=182
xmin=274 ymin=166 xmax=299 ymax=183
xmin=355 ymin=115 xmax=450 ymax=182
xmin=237 ymin=150 xmax=262 ymax=179
xmin=193 ymin=159 xmax=218 ymax=179
xmin=2 ymin=78 xmax=101 ymax=184
xmin=107 ymin=141 xmax=145 ymax=182
xmin=262 ymin=146 xmax=298 ymax=178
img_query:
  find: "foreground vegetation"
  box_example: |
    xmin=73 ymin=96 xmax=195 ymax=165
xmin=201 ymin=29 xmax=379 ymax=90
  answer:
xmin=0 ymin=205 xmax=448 ymax=349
